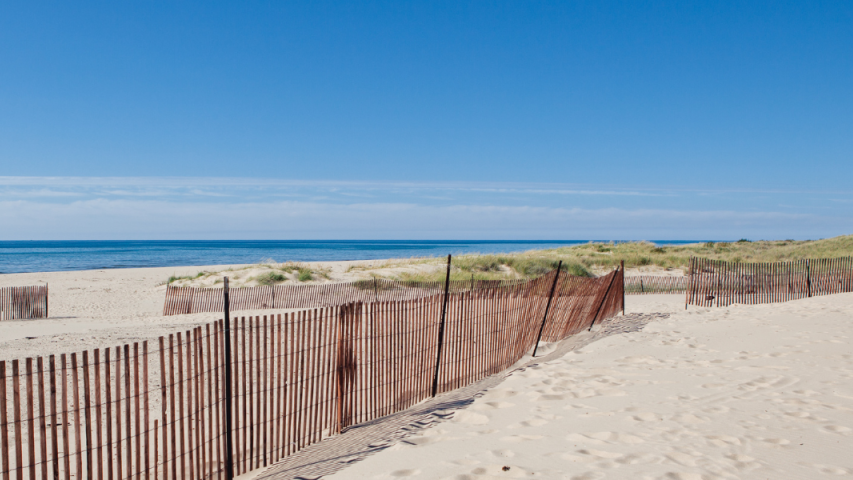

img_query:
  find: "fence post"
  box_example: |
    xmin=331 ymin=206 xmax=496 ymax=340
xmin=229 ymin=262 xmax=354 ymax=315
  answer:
xmin=685 ymin=257 xmax=691 ymax=310
xmin=621 ymin=260 xmax=625 ymax=315
xmin=222 ymin=277 xmax=234 ymax=480
xmin=806 ymin=259 xmax=812 ymax=297
xmin=589 ymin=266 xmax=619 ymax=332
xmin=431 ymin=255 xmax=452 ymax=397
xmin=532 ymin=261 xmax=562 ymax=357
xmin=373 ymin=277 xmax=378 ymax=302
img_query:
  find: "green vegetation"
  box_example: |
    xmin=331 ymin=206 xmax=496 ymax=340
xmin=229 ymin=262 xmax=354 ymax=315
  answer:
xmin=390 ymin=255 xmax=591 ymax=282
xmin=164 ymin=271 xmax=209 ymax=285
xmin=254 ymin=271 xmax=287 ymax=285
xmin=164 ymin=261 xmax=330 ymax=286
xmin=390 ymin=234 xmax=853 ymax=280
xmin=529 ymin=235 xmax=853 ymax=271
xmin=164 ymin=235 xmax=853 ymax=285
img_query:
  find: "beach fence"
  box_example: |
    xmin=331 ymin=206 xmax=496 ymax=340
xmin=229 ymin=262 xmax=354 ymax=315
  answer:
xmin=0 ymin=286 xmax=48 ymax=321
xmin=162 ymin=278 xmax=526 ymax=316
xmin=0 ymin=267 xmax=623 ymax=480
xmin=623 ymin=276 xmax=686 ymax=295
xmin=686 ymin=256 xmax=853 ymax=307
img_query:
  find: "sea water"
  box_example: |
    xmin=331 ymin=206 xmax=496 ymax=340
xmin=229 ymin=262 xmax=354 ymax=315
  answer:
xmin=0 ymin=240 xmax=703 ymax=274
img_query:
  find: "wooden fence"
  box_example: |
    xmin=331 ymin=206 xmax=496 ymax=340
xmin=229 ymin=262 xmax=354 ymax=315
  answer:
xmin=686 ymin=257 xmax=853 ymax=307
xmin=0 ymin=268 xmax=623 ymax=480
xmin=624 ymin=276 xmax=686 ymax=295
xmin=162 ymin=278 xmax=525 ymax=316
xmin=0 ymin=286 xmax=48 ymax=321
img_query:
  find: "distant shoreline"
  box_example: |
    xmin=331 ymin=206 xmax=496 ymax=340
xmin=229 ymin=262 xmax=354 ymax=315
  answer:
xmin=0 ymin=239 xmax=707 ymax=274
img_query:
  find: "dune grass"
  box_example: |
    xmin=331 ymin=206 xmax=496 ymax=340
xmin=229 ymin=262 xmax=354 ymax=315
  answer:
xmin=165 ymin=261 xmax=329 ymax=286
xmin=164 ymin=235 xmax=853 ymax=285
xmin=540 ymin=234 xmax=853 ymax=271
xmin=388 ymin=234 xmax=853 ymax=280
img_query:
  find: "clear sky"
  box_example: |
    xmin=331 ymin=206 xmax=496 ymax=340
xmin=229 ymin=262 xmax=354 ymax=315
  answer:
xmin=1 ymin=1 xmax=851 ymax=240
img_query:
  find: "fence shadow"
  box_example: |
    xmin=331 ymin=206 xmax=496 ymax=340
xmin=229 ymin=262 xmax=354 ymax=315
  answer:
xmin=253 ymin=312 xmax=664 ymax=480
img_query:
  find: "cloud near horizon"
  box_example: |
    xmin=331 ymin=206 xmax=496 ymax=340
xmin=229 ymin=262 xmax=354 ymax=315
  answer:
xmin=0 ymin=177 xmax=850 ymax=240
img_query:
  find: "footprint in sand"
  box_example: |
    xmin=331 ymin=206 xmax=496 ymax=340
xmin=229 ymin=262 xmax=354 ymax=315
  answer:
xmin=725 ymin=453 xmax=763 ymax=471
xmin=390 ymin=469 xmax=421 ymax=477
xmin=477 ymin=401 xmax=515 ymax=410
xmin=821 ymin=425 xmax=852 ymax=435
xmin=783 ymin=410 xmax=828 ymax=422
xmin=705 ymin=434 xmax=742 ymax=447
xmin=519 ymin=418 xmax=549 ymax=427
xmin=663 ymin=451 xmax=700 ymax=467
xmin=568 ymin=472 xmax=606 ymax=480
xmin=808 ymin=464 xmax=853 ymax=475
xmin=629 ymin=412 xmax=663 ymax=422
xmin=672 ymin=413 xmax=710 ymax=425
xmin=615 ymin=453 xmax=660 ymax=465
xmin=500 ymin=434 xmax=544 ymax=443
xmin=489 ymin=449 xmax=515 ymax=458
xmin=660 ymin=472 xmax=705 ymax=480
xmin=451 ymin=411 xmax=490 ymax=425
xmin=576 ymin=448 xmax=623 ymax=459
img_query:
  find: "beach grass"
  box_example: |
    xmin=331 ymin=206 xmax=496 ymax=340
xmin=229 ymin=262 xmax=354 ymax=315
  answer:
xmin=381 ymin=234 xmax=853 ymax=279
xmin=164 ymin=234 xmax=853 ymax=285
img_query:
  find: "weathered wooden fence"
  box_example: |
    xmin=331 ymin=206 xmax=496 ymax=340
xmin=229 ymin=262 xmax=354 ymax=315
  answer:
xmin=1 ymin=268 xmax=623 ymax=480
xmin=0 ymin=286 xmax=48 ymax=321
xmin=624 ymin=276 xmax=686 ymax=295
xmin=163 ymin=278 xmax=525 ymax=316
xmin=686 ymin=257 xmax=853 ymax=307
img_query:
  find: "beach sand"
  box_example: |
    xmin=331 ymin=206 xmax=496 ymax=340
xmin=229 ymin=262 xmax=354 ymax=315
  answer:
xmin=0 ymin=259 xmax=394 ymax=358
xmin=317 ymin=293 xmax=853 ymax=480
xmin=2 ymin=265 xmax=850 ymax=479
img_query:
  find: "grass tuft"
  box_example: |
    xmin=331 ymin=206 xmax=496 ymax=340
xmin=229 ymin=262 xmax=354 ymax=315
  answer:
xmin=255 ymin=272 xmax=287 ymax=285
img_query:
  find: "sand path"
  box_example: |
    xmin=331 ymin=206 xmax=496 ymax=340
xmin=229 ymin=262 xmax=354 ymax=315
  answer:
xmin=288 ymin=293 xmax=853 ymax=480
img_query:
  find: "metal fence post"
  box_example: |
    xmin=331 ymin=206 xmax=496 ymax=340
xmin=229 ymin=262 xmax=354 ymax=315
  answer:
xmin=222 ymin=277 xmax=234 ymax=480
xmin=589 ymin=266 xmax=619 ymax=332
xmin=532 ymin=261 xmax=562 ymax=357
xmin=431 ymin=255 xmax=452 ymax=397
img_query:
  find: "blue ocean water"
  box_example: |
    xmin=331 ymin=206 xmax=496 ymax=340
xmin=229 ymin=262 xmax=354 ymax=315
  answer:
xmin=0 ymin=240 xmax=705 ymax=274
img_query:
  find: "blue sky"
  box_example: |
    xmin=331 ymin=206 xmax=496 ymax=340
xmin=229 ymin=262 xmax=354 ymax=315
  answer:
xmin=0 ymin=2 xmax=851 ymax=240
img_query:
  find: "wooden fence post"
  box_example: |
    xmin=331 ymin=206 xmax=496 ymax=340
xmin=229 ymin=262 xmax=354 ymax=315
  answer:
xmin=621 ymin=260 xmax=625 ymax=315
xmin=532 ymin=262 xmax=562 ymax=357
xmin=222 ymin=278 xmax=235 ymax=480
xmin=431 ymin=255 xmax=452 ymax=397
xmin=806 ymin=259 xmax=812 ymax=297
xmin=685 ymin=257 xmax=692 ymax=310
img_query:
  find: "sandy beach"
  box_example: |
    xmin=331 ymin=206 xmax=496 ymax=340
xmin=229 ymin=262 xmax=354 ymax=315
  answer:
xmin=0 ymin=259 xmax=410 ymax=358
xmin=2 ymin=264 xmax=850 ymax=480
xmin=318 ymin=293 xmax=853 ymax=480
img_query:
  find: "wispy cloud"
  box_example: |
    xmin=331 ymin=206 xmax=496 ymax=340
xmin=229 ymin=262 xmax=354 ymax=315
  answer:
xmin=0 ymin=198 xmax=838 ymax=240
xmin=2 ymin=176 xmax=852 ymax=196
xmin=0 ymin=176 xmax=850 ymax=240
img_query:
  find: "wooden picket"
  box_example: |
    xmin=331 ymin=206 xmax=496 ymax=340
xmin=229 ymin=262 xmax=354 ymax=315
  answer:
xmin=624 ymin=276 xmax=685 ymax=294
xmin=2 ymin=268 xmax=623 ymax=480
xmin=0 ymin=286 xmax=48 ymax=321
xmin=686 ymin=256 xmax=853 ymax=307
xmin=162 ymin=278 xmax=527 ymax=315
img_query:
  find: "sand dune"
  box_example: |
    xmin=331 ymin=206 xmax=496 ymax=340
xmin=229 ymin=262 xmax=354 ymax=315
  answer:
xmin=324 ymin=293 xmax=853 ymax=479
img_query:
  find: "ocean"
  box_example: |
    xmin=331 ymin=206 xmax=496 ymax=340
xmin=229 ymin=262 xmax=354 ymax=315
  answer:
xmin=0 ymin=240 xmax=704 ymax=274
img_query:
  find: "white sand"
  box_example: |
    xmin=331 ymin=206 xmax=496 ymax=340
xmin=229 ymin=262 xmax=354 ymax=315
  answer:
xmin=5 ymin=264 xmax=850 ymax=479
xmin=0 ymin=259 xmax=412 ymax=358
xmin=325 ymin=293 xmax=853 ymax=479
